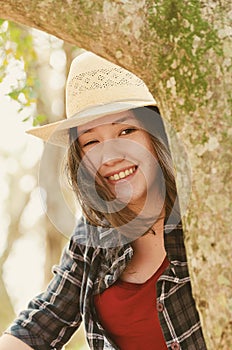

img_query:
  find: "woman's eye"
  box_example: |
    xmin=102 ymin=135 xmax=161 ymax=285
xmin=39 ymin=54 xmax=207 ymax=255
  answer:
xmin=82 ymin=140 xmax=98 ymax=148
xmin=120 ymin=128 xmax=137 ymax=136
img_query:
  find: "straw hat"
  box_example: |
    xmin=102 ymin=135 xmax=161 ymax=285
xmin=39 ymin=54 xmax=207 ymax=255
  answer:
xmin=27 ymin=51 xmax=157 ymax=147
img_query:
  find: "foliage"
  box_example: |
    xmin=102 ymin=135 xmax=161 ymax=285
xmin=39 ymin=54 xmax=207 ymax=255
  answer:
xmin=0 ymin=19 xmax=46 ymax=126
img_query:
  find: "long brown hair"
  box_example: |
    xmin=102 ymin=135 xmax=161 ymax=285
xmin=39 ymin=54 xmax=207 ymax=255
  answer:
xmin=66 ymin=107 xmax=180 ymax=237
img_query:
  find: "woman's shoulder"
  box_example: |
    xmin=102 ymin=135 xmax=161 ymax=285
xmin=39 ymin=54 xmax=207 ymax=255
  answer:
xmin=69 ymin=216 xmax=97 ymax=250
xmin=71 ymin=216 xmax=123 ymax=249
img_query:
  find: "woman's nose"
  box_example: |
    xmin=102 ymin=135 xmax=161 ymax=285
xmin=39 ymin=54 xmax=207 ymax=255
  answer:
xmin=100 ymin=139 xmax=125 ymax=166
xmin=102 ymin=156 xmax=124 ymax=167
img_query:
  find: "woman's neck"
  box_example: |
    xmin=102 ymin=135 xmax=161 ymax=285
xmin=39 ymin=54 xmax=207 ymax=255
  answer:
xmin=120 ymin=214 xmax=166 ymax=283
xmin=131 ymin=212 xmax=165 ymax=250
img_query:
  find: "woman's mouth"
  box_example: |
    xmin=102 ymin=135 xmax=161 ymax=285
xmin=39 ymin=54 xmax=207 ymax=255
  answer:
xmin=107 ymin=166 xmax=137 ymax=182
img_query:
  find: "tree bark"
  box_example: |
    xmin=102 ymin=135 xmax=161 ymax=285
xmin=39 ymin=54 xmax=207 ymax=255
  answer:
xmin=0 ymin=1 xmax=231 ymax=348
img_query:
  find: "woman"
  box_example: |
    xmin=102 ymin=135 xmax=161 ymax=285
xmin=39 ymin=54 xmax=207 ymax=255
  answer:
xmin=0 ymin=52 xmax=206 ymax=350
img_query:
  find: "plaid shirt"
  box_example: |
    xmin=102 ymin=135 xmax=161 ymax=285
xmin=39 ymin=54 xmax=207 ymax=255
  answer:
xmin=6 ymin=218 xmax=207 ymax=350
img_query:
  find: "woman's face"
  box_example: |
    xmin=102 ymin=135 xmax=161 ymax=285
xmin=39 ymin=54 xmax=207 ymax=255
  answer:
xmin=77 ymin=110 xmax=160 ymax=212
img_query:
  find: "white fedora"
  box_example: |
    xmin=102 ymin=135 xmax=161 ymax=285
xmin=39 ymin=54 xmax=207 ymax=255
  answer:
xmin=26 ymin=51 xmax=157 ymax=147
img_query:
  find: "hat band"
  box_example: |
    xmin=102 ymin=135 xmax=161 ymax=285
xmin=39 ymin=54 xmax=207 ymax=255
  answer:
xmin=67 ymin=98 xmax=156 ymax=120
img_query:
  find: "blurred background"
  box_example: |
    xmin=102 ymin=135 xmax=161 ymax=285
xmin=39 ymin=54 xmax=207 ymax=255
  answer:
xmin=0 ymin=20 xmax=88 ymax=349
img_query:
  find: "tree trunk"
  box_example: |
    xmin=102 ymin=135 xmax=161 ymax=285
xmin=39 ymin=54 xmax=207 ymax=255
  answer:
xmin=0 ymin=1 xmax=231 ymax=348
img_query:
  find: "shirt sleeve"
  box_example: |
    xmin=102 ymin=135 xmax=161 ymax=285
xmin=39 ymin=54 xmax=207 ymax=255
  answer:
xmin=5 ymin=235 xmax=84 ymax=350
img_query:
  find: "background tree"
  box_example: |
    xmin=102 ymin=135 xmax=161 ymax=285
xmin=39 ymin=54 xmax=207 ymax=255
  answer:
xmin=0 ymin=20 xmax=38 ymax=330
xmin=0 ymin=21 xmax=87 ymax=349
xmin=0 ymin=1 xmax=231 ymax=349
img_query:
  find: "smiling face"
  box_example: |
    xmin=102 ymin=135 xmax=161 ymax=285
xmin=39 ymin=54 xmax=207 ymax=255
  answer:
xmin=77 ymin=110 xmax=161 ymax=213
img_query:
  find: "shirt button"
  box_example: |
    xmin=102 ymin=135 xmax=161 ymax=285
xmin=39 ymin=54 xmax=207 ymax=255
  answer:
xmin=157 ymin=302 xmax=164 ymax=312
xmin=171 ymin=341 xmax=180 ymax=350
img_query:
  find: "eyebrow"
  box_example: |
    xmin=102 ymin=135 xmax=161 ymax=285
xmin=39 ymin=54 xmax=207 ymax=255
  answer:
xmin=79 ymin=116 xmax=135 ymax=136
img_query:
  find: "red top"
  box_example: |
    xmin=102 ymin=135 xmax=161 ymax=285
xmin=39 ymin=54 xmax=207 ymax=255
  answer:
xmin=94 ymin=257 xmax=169 ymax=350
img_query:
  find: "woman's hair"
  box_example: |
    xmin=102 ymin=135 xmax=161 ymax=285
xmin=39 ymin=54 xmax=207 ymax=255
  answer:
xmin=66 ymin=106 xmax=180 ymax=235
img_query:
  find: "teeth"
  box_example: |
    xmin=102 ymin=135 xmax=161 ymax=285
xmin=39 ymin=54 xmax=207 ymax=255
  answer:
xmin=119 ymin=171 xmax=126 ymax=179
xmin=108 ymin=167 xmax=136 ymax=181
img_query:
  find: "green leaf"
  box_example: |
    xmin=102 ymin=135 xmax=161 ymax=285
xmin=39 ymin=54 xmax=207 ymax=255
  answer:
xmin=33 ymin=114 xmax=47 ymax=126
xmin=22 ymin=116 xmax=30 ymax=122
xmin=7 ymin=90 xmax=21 ymax=100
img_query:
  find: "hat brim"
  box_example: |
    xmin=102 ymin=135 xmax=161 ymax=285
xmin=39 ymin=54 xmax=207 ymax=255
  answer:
xmin=26 ymin=100 xmax=157 ymax=147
